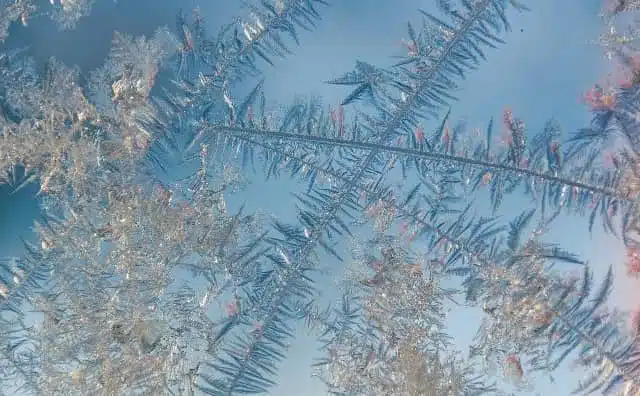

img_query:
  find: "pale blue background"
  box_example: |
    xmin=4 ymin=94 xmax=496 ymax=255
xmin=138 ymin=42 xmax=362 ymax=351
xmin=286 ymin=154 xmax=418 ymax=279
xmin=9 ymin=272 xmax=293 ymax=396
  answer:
xmin=0 ymin=0 xmax=631 ymax=395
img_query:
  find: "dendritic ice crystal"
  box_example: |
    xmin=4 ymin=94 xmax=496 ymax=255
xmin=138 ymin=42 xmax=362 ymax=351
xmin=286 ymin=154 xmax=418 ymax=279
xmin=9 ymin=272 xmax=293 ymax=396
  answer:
xmin=1 ymin=0 xmax=640 ymax=395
